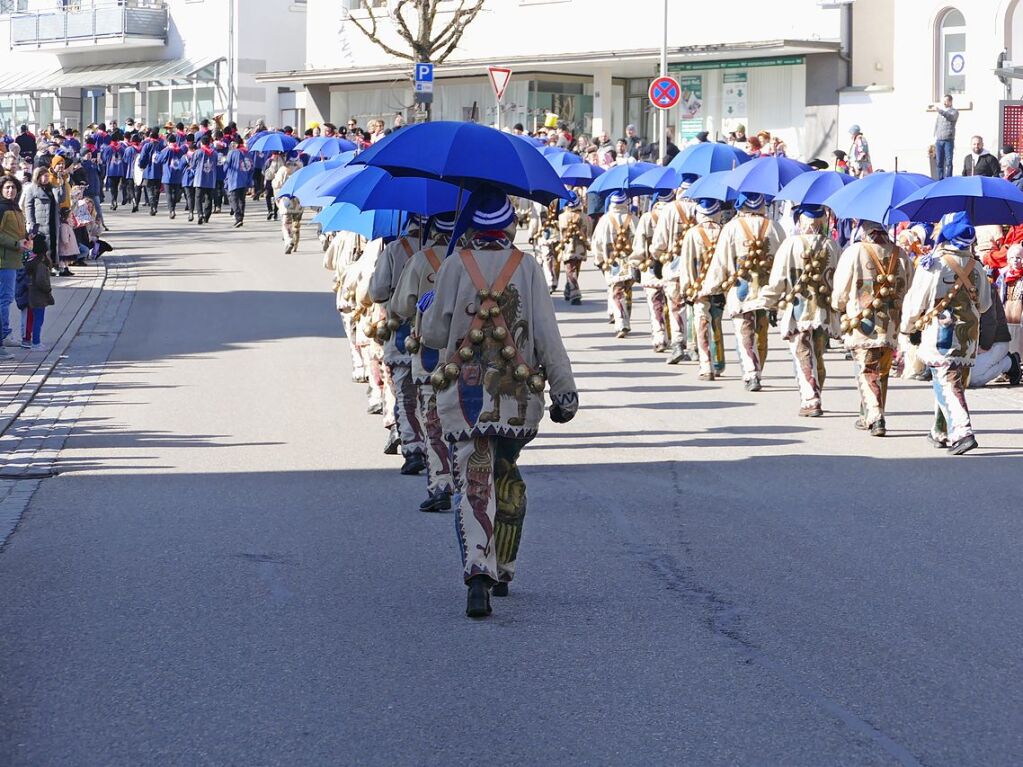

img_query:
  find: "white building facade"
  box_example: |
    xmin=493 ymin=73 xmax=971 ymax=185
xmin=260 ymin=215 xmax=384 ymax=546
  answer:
xmin=839 ymin=0 xmax=1023 ymax=175
xmin=0 ymin=0 xmax=307 ymax=133
xmin=259 ymin=0 xmax=850 ymax=162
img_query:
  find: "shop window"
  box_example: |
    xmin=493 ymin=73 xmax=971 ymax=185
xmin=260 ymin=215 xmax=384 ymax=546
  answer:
xmin=937 ymin=8 xmax=966 ymax=97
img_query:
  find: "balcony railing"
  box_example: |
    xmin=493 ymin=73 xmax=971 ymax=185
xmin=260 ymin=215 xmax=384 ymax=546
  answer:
xmin=10 ymin=1 xmax=168 ymax=49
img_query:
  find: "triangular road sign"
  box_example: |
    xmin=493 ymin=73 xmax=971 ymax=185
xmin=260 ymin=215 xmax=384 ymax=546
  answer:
xmin=488 ymin=66 xmax=512 ymax=102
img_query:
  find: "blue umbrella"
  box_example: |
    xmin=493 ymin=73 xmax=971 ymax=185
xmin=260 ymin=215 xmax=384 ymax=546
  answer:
xmin=313 ymin=165 xmax=462 ymax=215
xmin=277 ymin=151 xmax=356 ymax=198
xmin=546 ymin=150 xmax=585 ymax=168
xmin=296 ymin=135 xmax=358 ymax=158
xmin=775 ymin=170 xmax=856 ymax=206
xmin=249 ymin=132 xmax=299 ymax=153
xmin=353 ymin=121 xmax=571 ymax=203
xmin=895 ymin=175 xmax=1023 ymax=226
xmin=725 ymin=155 xmax=813 ymax=197
xmin=557 ymin=163 xmax=604 ymax=187
xmin=668 ymin=142 xmax=751 ymax=178
xmin=633 ymin=165 xmax=683 ymax=192
xmin=682 ymin=170 xmax=738 ymax=202
xmin=539 ymin=145 xmax=571 ymax=158
xmin=511 ymin=133 xmax=547 ymax=148
xmin=823 ymin=171 xmax=932 ymax=225
xmin=313 ymin=203 xmax=405 ymax=239
xmin=588 ymin=162 xmax=660 ymax=196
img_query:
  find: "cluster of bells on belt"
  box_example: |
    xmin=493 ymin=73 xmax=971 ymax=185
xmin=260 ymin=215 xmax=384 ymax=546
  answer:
xmin=369 ymin=316 xmax=401 ymax=343
xmin=683 ymin=255 xmax=714 ymax=303
xmin=912 ymin=279 xmax=967 ymax=331
xmin=777 ymin=256 xmax=830 ymax=310
xmin=429 ymin=287 xmax=547 ymax=395
xmin=839 ymin=273 xmax=899 ymax=334
xmin=720 ymin=239 xmax=770 ymax=292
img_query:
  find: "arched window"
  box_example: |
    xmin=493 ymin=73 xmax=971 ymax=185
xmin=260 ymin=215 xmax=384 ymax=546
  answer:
xmin=938 ymin=8 xmax=967 ymax=97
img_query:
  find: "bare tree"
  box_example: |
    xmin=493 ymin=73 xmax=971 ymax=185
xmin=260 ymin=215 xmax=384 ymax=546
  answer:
xmin=345 ymin=0 xmax=486 ymax=65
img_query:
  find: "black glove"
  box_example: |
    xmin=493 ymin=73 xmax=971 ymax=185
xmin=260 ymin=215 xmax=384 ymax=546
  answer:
xmin=549 ymin=404 xmax=575 ymax=424
xmin=710 ymin=294 xmax=726 ymax=309
xmin=908 ymin=330 xmax=922 ymax=346
xmin=768 ymin=310 xmax=778 ymax=328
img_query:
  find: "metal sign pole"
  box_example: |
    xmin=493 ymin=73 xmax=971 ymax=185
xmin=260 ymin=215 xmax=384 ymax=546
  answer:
xmin=659 ymin=0 xmax=668 ymax=164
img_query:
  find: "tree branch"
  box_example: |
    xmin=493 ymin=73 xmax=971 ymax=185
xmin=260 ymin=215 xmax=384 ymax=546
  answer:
xmin=429 ymin=0 xmax=484 ymax=63
xmin=345 ymin=3 xmax=414 ymax=61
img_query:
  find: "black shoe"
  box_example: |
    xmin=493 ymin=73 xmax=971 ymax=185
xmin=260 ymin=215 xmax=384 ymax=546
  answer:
xmin=383 ymin=426 xmax=400 ymax=454
xmin=870 ymin=418 xmax=887 ymax=437
xmin=59 ymin=267 xmax=74 ymax=277
xmin=926 ymin=434 xmax=948 ymax=449
xmin=491 ymin=582 xmax=509 ymax=597
xmin=71 ymin=258 xmax=87 ymax=267
xmin=233 ymin=220 xmax=243 ymax=228
xmin=111 ymin=202 xmax=117 ymax=211
xmin=267 ymin=212 xmax=274 ymax=221
xmin=679 ymin=350 xmax=693 ymax=362
xmin=465 ymin=576 xmax=492 ymax=618
xmin=666 ymin=346 xmax=685 ymax=365
xmin=1009 ymin=353 xmax=1022 ymax=386
xmin=948 ymin=434 xmax=978 ymax=455
xmin=570 ymin=298 xmax=581 ymax=306
xmin=213 ymin=207 xmax=221 ymax=214
xmin=150 ymin=209 xmax=157 ymax=216
xmin=131 ymin=205 xmax=138 ymax=213
xmin=188 ymin=213 xmax=194 ymax=222
xmin=400 ymin=452 xmax=427 ymax=475
xmin=169 ymin=211 xmax=176 ymax=219
xmin=419 ymin=491 xmax=452 ymax=513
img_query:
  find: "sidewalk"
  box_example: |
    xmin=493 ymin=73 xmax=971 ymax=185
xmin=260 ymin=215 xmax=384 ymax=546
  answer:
xmin=0 ymin=261 xmax=107 ymax=437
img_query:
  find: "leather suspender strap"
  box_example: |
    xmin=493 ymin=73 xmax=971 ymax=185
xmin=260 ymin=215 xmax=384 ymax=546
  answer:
xmin=697 ymin=224 xmax=718 ymax=249
xmin=423 ymin=247 xmax=441 ymax=273
xmin=942 ymin=253 xmax=977 ymax=299
xmin=401 ymin=238 xmax=415 ymax=258
xmin=458 ymin=248 xmax=524 ymax=295
xmin=862 ymin=243 xmax=897 ymax=278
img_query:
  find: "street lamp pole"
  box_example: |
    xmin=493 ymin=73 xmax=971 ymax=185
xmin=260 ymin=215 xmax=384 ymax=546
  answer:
xmin=659 ymin=0 xmax=668 ymax=165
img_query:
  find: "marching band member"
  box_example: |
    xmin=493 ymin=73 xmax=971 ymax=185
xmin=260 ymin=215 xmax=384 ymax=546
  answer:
xmin=591 ymin=190 xmax=636 ymax=338
xmin=652 ymin=184 xmax=697 ymax=365
xmin=678 ymin=198 xmax=726 ymax=379
xmin=556 ymin=194 xmax=591 ymax=305
xmin=630 ymin=189 xmax=674 ymax=353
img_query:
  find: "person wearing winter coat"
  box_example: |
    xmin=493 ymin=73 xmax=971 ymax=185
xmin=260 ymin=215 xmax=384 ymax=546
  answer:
xmin=15 ymin=234 xmax=54 ymax=350
xmin=137 ymin=129 xmax=165 ymax=215
xmin=262 ymin=152 xmax=285 ymax=221
xmin=961 ymin=136 xmax=1000 ymax=177
xmin=224 ymin=137 xmax=254 ymax=228
xmin=189 ymin=133 xmax=219 ymax=225
xmin=0 ymin=175 xmax=29 ymax=355
xmin=56 ymin=208 xmax=79 ymax=276
xmin=101 ymin=131 xmax=128 ymax=209
xmin=158 ymin=133 xmax=186 ymax=220
xmin=901 ymin=212 xmax=991 ymax=454
xmin=23 ymin=167 xmax=59 ymax=267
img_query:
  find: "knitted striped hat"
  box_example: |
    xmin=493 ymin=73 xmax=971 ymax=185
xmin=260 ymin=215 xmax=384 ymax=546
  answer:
xmin=470 ymin=190 xmax=515 ymax=230
xmin=608 ymin=190 xmax=629 ymax=205
xmin=697 ymin=198 xmax=722 ymax=216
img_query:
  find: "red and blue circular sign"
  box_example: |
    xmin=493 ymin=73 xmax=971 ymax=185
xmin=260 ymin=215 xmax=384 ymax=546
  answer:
xmin=649 ymin=76 xmax=682 ymax=110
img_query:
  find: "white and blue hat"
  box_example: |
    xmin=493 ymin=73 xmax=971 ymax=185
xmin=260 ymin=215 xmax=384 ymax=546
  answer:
xmin=609 ymin=190 xmax=629 ymax=205
xmin=736 ymin=192 xmax=767 ymax=211
xmin=655 ymin=189 xmax=675 ymax=203
xmin=431 ymin=211 xmax=456 ymax=233
xmin=697 ymin=198 xmax=722 ymax=216
xmin=470 ymin=189 xmax=516 ymax=230
xmin=936 ymin=211 xmax=976 ymax=250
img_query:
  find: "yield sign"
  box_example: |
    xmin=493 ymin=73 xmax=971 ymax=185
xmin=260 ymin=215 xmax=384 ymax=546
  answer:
xmin=488 ymin=66 xmax=513 ymax=102
xmin=649 ymin=76 xmax=682 ymax=110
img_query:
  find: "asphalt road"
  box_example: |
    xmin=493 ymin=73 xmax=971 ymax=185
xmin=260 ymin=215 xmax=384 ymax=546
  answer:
xmin=1 ymin=207 xmax=1021 ymax=766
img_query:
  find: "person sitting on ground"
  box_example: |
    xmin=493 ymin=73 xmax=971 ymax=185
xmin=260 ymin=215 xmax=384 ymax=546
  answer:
xmin=969 ymin=271 xmax=1021 ymax=387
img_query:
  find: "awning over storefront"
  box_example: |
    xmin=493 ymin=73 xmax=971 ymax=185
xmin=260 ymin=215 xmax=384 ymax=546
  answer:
xmin=0 ymin=54 xmax=224 ymax=95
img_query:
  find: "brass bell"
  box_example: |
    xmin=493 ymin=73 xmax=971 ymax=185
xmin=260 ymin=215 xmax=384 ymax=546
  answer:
xmin=812 ymin=259 xmax=822 ymax=269
xmin=876 ymin=310 xmax=888 ymax=321
xmin=386 ymin=317 xmax=401 ymax=331
xmin=478 ymin=288 xmax=491 ymax=301
xmin=915 ymin=319 xmax=925 ymax=330
xmin=404 ymin=337 xmax=421 ymax=354
xmin=778 ymin=300 xmax=788 ymax=310
xmin=513 ymin=364 xmax=529 ymax=381
xmin=492 ymin=326 xmax=508 ymax=341
xmin=431 ymin=370 xmax=448 ymax=389
xmin=469 ymin=328 xmax=485 ymax=344
xmin=501 ymin=345 xmax=517 ymax=360
xmin=872 ymin=298 xmax=883 ymax=310
xmin=807 ymin=286 xmax=816 ymax=296
xmin=443 ymin=362 xmax=460 ymax=380
xmin=459 ymin=347 xmax=475 ymax=362
xmin=376 ymin=327 xmax=392 ymax=342
xmin=818 ymin=286 xmax=830 ymax=296
xmin=840 ymin=320 xmax=851 ymax=334
xmin=492 ymin=291 xmax=504 ymax=303
xmin=879 ymin=287 xmax=891 ymax=298
xmin=527 ymin=374 xmax=546 ymax=393
xmin=489 ymin=305 xmax=503 ymax=318
xmin=863 ymin=308 xmax=874 ymax=318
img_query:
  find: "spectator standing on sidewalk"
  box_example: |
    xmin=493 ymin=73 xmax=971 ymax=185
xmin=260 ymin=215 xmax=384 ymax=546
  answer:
xmin=23 ymin=168 xmax=59 ymax=272
xmin=15 ymin=235 xmax=54 ymax=351
xmin=962 ymin=135 xmax=999 ymax=177
xmin=0 ymin=176 xmax=29 ymax=356
xmin=848 ymin=125 xmax=873 ymax=178
xmin=934 ymin=95 xmax=959 ymax=180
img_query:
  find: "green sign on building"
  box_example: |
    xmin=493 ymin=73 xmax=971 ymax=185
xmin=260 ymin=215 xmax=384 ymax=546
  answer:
xmin=670 ymin=55 xmax=804 ymax=73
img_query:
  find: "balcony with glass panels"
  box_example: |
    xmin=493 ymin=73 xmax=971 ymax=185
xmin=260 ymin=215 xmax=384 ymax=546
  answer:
xmin=10 ymin=1 xmax=168 ymax=50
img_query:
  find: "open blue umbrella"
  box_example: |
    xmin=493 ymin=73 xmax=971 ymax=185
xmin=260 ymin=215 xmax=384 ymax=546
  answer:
xmin=312 ymin=165 xmax=462 ymax=215
xmin=277 ymin=151 xmax=356 ymax=198
xmin=633 ymin=165 xmax=683 ymax=193
xmin=511 ymin=133 xmax=547 ymax=148
xmin=682 ymin=170 xmax=738 ymax=202
xmin=295 ymin=135 xmax=358 ymax=158
xmin=668 ymin=142 xmax=751 ymax=178
xmin=249 ymin=132 xmax=299 ymax=153
xmin=546 ymin=149 xmax=584 ymax=168
xmin=313 ymin=203 xmax=405 ymax=239
xmin=353 ymin=121 xmax=571 ymax=203
xmin=588 ymin=161 xmax=660 ymax=196
xmin=557 ymin=163 xmax=604 ymax=187
xmin=725 ymin=155 xmax=813 ymax=197
xmin=823 ymin=171 xmax=932 ymax=225
xmin=895 ymin=175 xmax=1023 ymax=226
xmin=775 ymin=170 xmax=856 ymax=206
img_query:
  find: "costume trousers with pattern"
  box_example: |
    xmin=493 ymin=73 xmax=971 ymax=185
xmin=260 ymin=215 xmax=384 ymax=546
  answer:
xmin=542 ymin=250 xmax=560 ymax=292
xmin=385 ymin=362 xmax=426 ymax=457
xmin=693 ymin=299 xmax=723 ymax=375
xmin=852 ymin=347 xmax=893 ymax=425
xmin=666 ymin=284 xmax=687 ymax=351
xmin=451 ymin=436 xmax=529 ymax=584
xmin=789 ymin=327 xmax=828 ymax=409
xmin=644 ymin=286 xmax=668 ymax=348
xmin=931 ymin=365 xmax=973 ymax=443
xmin=365 ymin=341 xmax=390 ymax=424
xmin=608 ymin=280 xmax=633 ymax=331
xmin=563 ymin=259 xmax=582 ymax=303
xmin=341 ymin=313 xmax=365 ymax=379
xmin=417 ymin=384 xmax=453 ymax=494
xmin=732 ymin=311 xmax=762 ymax=381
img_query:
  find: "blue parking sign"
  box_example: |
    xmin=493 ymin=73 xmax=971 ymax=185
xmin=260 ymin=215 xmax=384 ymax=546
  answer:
xmin=415 ymin=63 xmax=434 ymax=83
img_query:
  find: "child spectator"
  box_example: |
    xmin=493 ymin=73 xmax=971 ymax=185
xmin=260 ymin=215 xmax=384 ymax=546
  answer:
xmin=57 ymin=208 xmax=79 ymax=275
xmin=16 ymin=234 xmax=54 ymax=350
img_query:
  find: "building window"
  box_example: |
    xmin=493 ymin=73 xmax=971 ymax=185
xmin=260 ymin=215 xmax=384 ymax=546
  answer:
xmin=937 ymin=8 xmax=966 ymax=97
